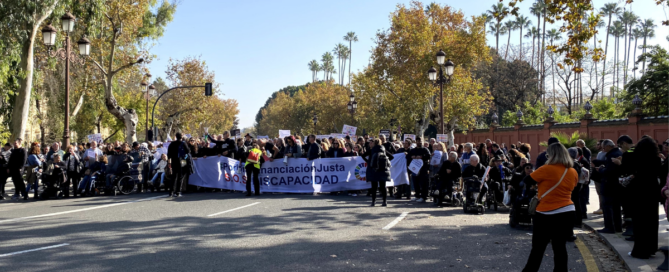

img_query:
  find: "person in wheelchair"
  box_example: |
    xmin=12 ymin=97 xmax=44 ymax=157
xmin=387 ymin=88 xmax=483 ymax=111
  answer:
xmin=150 ymin=154 xmax=168 ymax=190
xmin=40 ymin=154 xmax=66 ymax=199
xmin=488 ymin=155 xmax=513 ymax=205
xmin=436 ymin=151 xmax=461 ymax=206
xmin=509 ymin=163 xmax=536 ymax=210
xmin=462 ymin=154 xmax=487 ymax=202
xmin=79 ymin=155 xmax=107 ymax=195
xmin=106 ymin=154 xmax=132 ymax=192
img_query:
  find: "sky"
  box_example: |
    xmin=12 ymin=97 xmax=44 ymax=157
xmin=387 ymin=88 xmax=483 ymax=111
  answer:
xmin=146 ymin=0 xmax=669 ymax=129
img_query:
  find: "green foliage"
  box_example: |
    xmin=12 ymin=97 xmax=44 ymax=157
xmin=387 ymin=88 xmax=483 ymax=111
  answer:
xmin=500 ymin=101 xmax=573 ymax=126
xmin=138 ymin=0 xmax=177 ymax=40
xmin=539 ymin=131 xmax=598 ymax=152
xmin=624 ymin=46 xmax=669 ymax=116
xmin=254 ymin=84 xmax=309 ymax=125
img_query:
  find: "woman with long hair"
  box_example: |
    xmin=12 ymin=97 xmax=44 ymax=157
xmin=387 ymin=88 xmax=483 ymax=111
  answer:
xmin=25 ymin=143 xmax=43 ymax=199
xmin=366 ymin=139 xmax=394 ymax=206
xmin=522 ymin=143 xmax=578 ymax=272
xmin=628 ymin=137 xmax=663 ymax=259
xmin=476 ymin=143 xmax=490 ymax=167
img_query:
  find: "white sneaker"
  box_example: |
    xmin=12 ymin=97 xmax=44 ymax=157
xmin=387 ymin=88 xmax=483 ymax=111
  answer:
xmin=410 ymin=197 xmax=418 ymax=202
xmin=351 ymin=193 xmax=357 ymax=197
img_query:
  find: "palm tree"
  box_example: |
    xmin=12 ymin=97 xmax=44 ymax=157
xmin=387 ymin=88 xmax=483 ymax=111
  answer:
xmin=632 ymin=28 xmax=642 ymax=78
xmin=339 ymin=46 xmax=350 ymax=85
xmin=529 ymin=1 xmax=543 ymax=66
xmin=486 ymin=3 xmax=508 ymax=54
xmin=610 ymin=21 xmax=625 ymax=95
xmin=481 ymin=13 xmax=493 ymax=36
xmin=343 ymin=32 xmax=358 ymax=86
xmin=599 ymin=2 xmax=621 ymax=96
xmin=488 ymin=23 xmax=506 ymax=54
xmin=321 ymin=52 xmax=335 ymax=82
xmin=592 ymin=17 xmax=605 ymax=98
xmin=638 ymin=19 xmax=656 ymax=74
xmin=515 ymin=15 xmax=531 ymax=60
xmin=525 ymin=26 xmax=539 ymax=67
xmin=546 ymin=29 xmax=561 ymax=106
xmin=503 ymin=20 xmax=516 ymax=59
xmin=308 ymin=60 xmax=320 ymax=82
xmin=332 ymin=43 xmax=349 ymax=85
xmin=620 ymin=10 xmax=638 ymax=85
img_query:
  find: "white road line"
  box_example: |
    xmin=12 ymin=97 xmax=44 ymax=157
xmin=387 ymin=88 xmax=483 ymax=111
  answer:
xmin=0 ymin=195 xmax=168 ymax=224
xmin=207 ymin=202 xmax=261 ymax=217
xmin=382 ymin=212 xmax=409 ymax=230
xmin=0 ymin=243 xmax=70 ymax=257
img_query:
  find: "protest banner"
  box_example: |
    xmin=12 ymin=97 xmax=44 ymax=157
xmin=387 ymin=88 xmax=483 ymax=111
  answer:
xmin=404 ymin=134 xmax=416 ymax=141
xmin=436 ymin=134 xmax=448 ymax=143
xmin=316 ymin=135 xmax=330 ymax=140
xmin=257 ymin=135 xmax=270 ymax=139
xmin=189 ymin=154 xmax=410 ymax=192
xmin=342 ymin=125 xmax=357 ymax=136
xmin=279 ymin=130 xmax=291 ymax=138
xmin=430 ymin=151 xmax=443 ymax=165
xmin=408 ymin=159 xmax=423 ymax=175
xmin=87 ymin=133 xmax=102 ymax=143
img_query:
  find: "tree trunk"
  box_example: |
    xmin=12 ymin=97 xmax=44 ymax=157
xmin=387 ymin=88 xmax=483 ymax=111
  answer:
xmin=519 ymin=26 xmax=523 ymax=60
xmin=348 ymin=41 xmax=352 ymax=85
xmin=602 ymin=15 xmax=612 ymax=98
xmin=632 ymin=36 xmax=638 ymax=78
xmin=505 ymin=31 xmax=511 ymax=59
xmin=9 ymin=2 xmax=58 ymax=141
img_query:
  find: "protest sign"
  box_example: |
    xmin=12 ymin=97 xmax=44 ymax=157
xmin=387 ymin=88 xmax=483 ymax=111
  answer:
xmin=436 ymin=134 xmax=448 ymax=143
xmin=404 ymin=134 xmax=416 ymax=141
xmin=342 ymin=125 xmax=357 ymax=136
xmin=257 ymin=135 xmax=270 ymax=139
xmin=279 ymin=130 xmax=291 ymax=138
xmin=379 ymin=129 xmax=390 ymax=138
xmin=408 ymin=159 xmax=423 ymax=175
xmin=316 ymin=135 xmax=330 ymax=140
xmin=185 ymin=134 xmax=192 ymax=139
xmin=189 ymin=154 xmax=410 ymax=192
xmin=480 ymin=166 xmax=491 ymax=189
xmin=87 ymin=133 xmax=102 ymax=143
xmin=430 ymin=151 xmax=443 ymax=165
xmin=231 ymin=129 xmax=241 ymax=139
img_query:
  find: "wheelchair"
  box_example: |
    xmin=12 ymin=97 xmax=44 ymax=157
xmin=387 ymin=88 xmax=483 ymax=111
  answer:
xmin=39 ymin=170 xmax=66 ymax=200
xmin=485 ymin=179 xmax=509 ymax=212
xmin=96 ymin=162 xmax=143 ymax=196
xmin=462 ymin=176 xmax=486 ymax=214
xmin=509 ymin=185 xmax=537 ymax=229
xmin=430 ymin=174 xmax=462 ymax=207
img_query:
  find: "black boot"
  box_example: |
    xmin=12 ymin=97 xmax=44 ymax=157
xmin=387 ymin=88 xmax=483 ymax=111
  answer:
xmin=381 ymin=201 xmax=387 ymax=207
xmin=370 ymin=201 xmax=376 ymax=207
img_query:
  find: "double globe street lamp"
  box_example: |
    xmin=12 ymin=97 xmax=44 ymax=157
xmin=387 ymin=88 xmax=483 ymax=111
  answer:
xmin=42 ymin=12 xmax=91 ymax=149
xmin=347 ymin=92 xmax=357 ymax=114
xmin=427 ymin=50 xmax=455 ymax=135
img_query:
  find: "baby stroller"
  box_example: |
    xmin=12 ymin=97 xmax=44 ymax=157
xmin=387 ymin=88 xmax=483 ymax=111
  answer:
xmin=509 ymin=184 xmax=537 ymax=228
xmin=462 ymin=176 xmax=486 ymax=214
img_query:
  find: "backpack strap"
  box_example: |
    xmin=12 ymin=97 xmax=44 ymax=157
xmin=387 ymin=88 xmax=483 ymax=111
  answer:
xmin=538 ymin=168 xmax=569 ymax=200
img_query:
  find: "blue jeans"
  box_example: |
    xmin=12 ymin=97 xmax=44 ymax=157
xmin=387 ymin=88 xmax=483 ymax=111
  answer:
xmin=151 ymin=172 xmax=165 ymax=188
xmin=106 ymin=175 xmax=116 ymax=189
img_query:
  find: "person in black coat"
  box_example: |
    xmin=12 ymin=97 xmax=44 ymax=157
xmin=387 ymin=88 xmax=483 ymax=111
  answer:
xmin=628 ymin=137 xmax=663 ymax=259
xmin=407 ymin=137 xmax=431 ymax=202
xmin=207 ymin=131 xmax=236 ymax=158
xmin=366 ymin=139 xmax=394 ymax=207
xmin=462 ymin=155 xmax=487 ymax=202
xmin=488 ymin=155 xmax=512 ymax=203
xmin=536 ymin=137 xmax=560 ymax=168
xmin=63 ymin=145 xmax=83 ymax=198
xmin=306 ymin=135 xmax=321 ymax=160
xmin=8 ymin=138 xmax=28 ymax=200
xmin=234 ymin=138 xmax=248 ymax=163
xmin=436 ymin=151 xmax=461 ymax=206
xmin=597 ymin=139 xmax=624 ymax=233
xmin=167 ymin=133 xmax=191 ymax=197
xmin=0 ymin=143 xmax=11 ymax=200
xmin=326 ymin=140 xmax=345 ymax=158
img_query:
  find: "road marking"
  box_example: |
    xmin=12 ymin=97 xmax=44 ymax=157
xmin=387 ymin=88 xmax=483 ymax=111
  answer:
xmin=575 ymin=238 xmax=600 ymax=272
xmin=0 ymin=243 xmax=70 ymax=257
xmin=207 ymin=202 xmax=261 ymax=217
xmin=382 ymin=212 xmax=409 ymax=230
xmin=0 ymin=195 xmax=168 ymax=224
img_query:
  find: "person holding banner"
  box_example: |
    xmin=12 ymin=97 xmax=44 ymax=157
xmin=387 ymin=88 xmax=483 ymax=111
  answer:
xmin=245 ymin=143 xmax=265 ymax=196
xmin=284 ymin=136 xmax=302 ymax=159
xmin=306 ymin=135 xmax=321 ymax=160
xmin=366 ymin=139 xmax=394 ymax=207
xmin=326 ymin=139 xmax=345 ymax=158
xmin=206 ymin=131 xmax=236 ymax=158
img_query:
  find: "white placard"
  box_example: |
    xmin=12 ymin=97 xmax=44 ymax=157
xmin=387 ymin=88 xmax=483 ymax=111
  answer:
xmin=408 ymin=159 xmax=423 ymax=175
xmin=436 ymin=134 xmax=448 ymax=143
xmin=342 ymin=125 xmax=357 ymax=136
xmin=404 ymin=134 xmax=416 ymax=141
xmin=430 ymin=151 xmax=443 ymax=165
xmin=87 ymin=133 xmax=102 ymax=143
xmin=279 ymin=130 xmax=291 ymax=138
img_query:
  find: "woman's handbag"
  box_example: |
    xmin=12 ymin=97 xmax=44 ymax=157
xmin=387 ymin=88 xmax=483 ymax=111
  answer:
xmin=528 ymin=168 xmax=568 ymax=215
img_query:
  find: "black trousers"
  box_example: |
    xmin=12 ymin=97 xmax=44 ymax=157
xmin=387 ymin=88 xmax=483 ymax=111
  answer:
xmin=245 ymin=165 xmax=260 ymax=195
xmin=370 ymin=181 xmax=387 ymax=203
xmin=67 ymin=171 xmax=79 ymax=197
xmin=602 ymin=195 xmax=622 ymax=231
xmin=171 ymin=171 xmax=184 ymax=193
xmin=0 ymin=169 xmax=7 ymax=195
xmin=523 ymin=211 xmax=574 ymax=272
xmin=10 ymin=169 xmax=27 ymax=197
xmin=437 ymin=179 xmax=454 ymax=204
xmin=413 ymin=174 xmax=428 ymax=199
xmin=571 ymin=184 xmax=583 ymax=227
xmin=631 ymin=196 xmax=659 ymax=257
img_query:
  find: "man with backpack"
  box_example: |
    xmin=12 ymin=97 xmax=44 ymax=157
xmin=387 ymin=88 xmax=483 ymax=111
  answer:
xmin=366 ymin=138 xmax=394 ymax=207
xmin=167 ymin=133 xmax=191 ymax=197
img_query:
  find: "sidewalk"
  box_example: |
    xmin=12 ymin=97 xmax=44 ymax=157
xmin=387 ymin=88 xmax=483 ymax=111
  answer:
xmin=584 ymin=183 xmax=669 ymax=272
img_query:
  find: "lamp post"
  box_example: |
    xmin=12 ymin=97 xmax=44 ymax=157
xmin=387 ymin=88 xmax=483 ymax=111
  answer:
xmin=312 ymin=114 xmax=318 ymax=134
xmin=141 ymin=73 xmax=152 ymax=141
xmin=428 ymin=49 xmax=455 ymax=135
xmin=347 ymin=92 xmax=357 ymax=114
xmin=41 ymin=12 xmax=90 ymax=149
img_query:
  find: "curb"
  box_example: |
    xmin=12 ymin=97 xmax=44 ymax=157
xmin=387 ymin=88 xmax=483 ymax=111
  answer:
xmin=582 ymin=222 xmax=633 ymax=272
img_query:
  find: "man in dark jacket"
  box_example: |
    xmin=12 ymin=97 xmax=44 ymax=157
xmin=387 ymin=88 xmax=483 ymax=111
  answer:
xmin=535 ymin=137 xmax=559 ymax=168
xmin=408 ymin=136 xmax=431 ymax=202
xmin=597 ymin=139 xmax=623 ymax=233
xmin=437 ymin=151 xmax=461 ymax=206
xmin=0 ymin=143 xmax=11 ymax=200
xmin=379 ymin=135 xmax=396 ymax=154
xmin=167 ymin=133 xmax=191 ymax=197
xmin=235 ymin=138 xmax=248 ymax=163
xmin=207 ymin=131 xmax=236 ymax=158
xmin=306 ymin=135 xmax=321 ymax=160
xmin=367 ymin=140 xmax=394 ymax=206
xmin=8 ymin=138 xmax=28 ymax=200
xmin=576 ymin=139 xmax=591 ymax=161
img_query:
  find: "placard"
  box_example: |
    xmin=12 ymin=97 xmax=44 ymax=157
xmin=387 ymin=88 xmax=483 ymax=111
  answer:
xmin=316 ymin=135 xmax=331 ymax=140
xmin=404 ymin=134 xmax=416 ymax=142
xmin=231 ymin=129 xmax=241 ymax=138
xmin=279 ymin=130 xmax=291 ymax=138
xmin=185 ymin=134 xmax=192 ymax=139
xmin=87 ymin=133 xmax=102 ymax=143
xmin=257 ymin=135 xmax=270 ymax=139
xmin=379 ymin=129 xmax=390 ymax=138
xmin=342 ymin=125 xmax=357 ymax=136
xmin=430 ymin=151 xmax=443 ymax=165
xmin=436 ymin=134 xmax=448 ymax=143
xmin=408 ymin=159 xmax=423 ymax=175
xmin=480 ymin=166 xmax=491 ymax=189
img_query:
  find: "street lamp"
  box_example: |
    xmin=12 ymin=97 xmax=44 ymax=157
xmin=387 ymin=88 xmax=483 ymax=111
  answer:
xmin=312 ymin=114 xmax=318 ymax=134
xmin=347 ymin=92 xmax=357 ymax=114
xmin=41 ymin=12 xmax=91 ymax=149
xmin=427 ymin=49 xmax=455 ymax=135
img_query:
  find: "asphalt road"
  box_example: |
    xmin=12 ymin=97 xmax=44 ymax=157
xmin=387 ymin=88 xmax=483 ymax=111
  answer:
xmin=0 ymin=189 xmax=589 ymax=272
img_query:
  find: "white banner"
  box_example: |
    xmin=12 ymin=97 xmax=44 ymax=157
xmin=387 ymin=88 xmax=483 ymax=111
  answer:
xmin=189 ymin=154 xmax=410 ymax=192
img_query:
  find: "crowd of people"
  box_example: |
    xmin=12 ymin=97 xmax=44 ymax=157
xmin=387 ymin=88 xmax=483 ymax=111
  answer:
xmin=0 ymin=130 xmax=667 ymax=270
